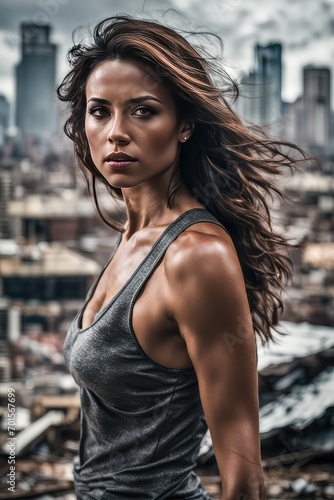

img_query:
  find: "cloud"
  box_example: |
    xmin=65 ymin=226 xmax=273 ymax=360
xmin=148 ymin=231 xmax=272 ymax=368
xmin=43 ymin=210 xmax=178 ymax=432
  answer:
xmin=0 ymin=0 xmax=333 ymax=104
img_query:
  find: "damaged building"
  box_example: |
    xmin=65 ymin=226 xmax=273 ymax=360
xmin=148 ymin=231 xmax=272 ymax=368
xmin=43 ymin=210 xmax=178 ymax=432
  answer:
xmin=0 ymin=321 xmax=333 ymax=499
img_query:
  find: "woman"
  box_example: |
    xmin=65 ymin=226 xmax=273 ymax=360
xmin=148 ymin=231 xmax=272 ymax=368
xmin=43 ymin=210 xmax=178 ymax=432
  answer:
xmin=58 ymin=15 xmax=305 ymax=500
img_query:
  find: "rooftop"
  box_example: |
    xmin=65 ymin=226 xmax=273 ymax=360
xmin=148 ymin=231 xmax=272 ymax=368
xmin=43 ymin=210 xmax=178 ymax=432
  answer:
xmin=0 ymin=242 xmax=101 ymax=277
xmin=8 ymin=191 xmax=124 ymax=218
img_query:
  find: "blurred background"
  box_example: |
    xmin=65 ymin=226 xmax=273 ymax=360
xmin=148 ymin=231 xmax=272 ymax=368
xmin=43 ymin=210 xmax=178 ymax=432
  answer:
xmin=0 ymin=1 xmax=333 ymax=498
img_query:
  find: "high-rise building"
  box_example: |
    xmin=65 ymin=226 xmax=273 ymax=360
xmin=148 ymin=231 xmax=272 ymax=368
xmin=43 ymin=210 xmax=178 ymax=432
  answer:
xmin=254 ymin=43 xmax=282 ymax=127
xmin=303 ymin=65 xmax=331 ymax=148
xmin=281 ymin=65 xmax=331 ymax=150
xmin=235 ymin=42 xmax=283 ymax=134
xmin=0 ymin=171 xmax=12 ymax=239
xmin=0 ymin=95 xmax=10 ymax=148
xmin=281 ymin=97 xmax=304 ymax=145
xmin=15 ymin=23 xmax=57 ymax=142
xmin=236 ymin=70 xmax=260 ymax=125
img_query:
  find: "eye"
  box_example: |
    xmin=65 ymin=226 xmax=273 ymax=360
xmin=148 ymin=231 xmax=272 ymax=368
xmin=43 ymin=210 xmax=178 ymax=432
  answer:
xmin=132 ymin=106 xmax=154 ymax=117
xmin=87 ymin=106 xmax=109 ymax=119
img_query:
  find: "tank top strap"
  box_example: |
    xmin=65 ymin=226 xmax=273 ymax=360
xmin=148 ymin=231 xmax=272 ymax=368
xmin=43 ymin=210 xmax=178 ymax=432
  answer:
xmin=123 ymin=208 xmax=229 ymax=300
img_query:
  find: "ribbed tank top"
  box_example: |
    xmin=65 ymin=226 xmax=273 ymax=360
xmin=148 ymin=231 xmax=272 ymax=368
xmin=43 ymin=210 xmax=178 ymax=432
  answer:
xmin=63 ymin=208 xmax=231 ymax=499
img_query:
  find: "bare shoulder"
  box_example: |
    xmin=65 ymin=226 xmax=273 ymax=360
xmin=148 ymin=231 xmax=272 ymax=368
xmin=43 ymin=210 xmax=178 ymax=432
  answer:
xmin=164 ymin=221 xmax=243 ymax=289
xmin=164 ymin=220 xmax=255 ymax=362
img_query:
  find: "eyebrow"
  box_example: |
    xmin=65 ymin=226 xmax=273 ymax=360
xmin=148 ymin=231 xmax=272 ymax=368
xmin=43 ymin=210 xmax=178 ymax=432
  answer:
xmin=87 ymin=95 xmax=163 ymax=105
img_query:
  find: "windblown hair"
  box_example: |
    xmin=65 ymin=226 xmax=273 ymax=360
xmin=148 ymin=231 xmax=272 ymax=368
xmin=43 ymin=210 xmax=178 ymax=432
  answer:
xmin=57 ymin=14 xmax=309 ymax=345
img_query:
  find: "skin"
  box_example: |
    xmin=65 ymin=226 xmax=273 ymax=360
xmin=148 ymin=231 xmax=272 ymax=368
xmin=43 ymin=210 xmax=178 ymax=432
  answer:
xmin=83 ymin=59 xmax=266 ymax=499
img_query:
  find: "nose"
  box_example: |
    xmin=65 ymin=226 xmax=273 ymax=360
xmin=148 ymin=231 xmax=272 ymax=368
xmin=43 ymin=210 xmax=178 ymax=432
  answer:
xmin=107 ymin=114 xmax=130 ymax=144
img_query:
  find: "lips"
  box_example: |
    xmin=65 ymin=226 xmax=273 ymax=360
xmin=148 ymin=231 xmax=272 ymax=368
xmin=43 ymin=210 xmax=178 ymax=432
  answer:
xmin=104 ymin=151 xmax=137 ymax=170
xmin=105 ymin=152 xmax=137 ymax=162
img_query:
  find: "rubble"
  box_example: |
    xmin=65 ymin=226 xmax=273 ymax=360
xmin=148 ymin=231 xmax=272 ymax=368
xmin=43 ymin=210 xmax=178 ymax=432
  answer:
xmin=2 ymin=317 xmax=334 ymax=498
xmin=257 ymin=320 xmax=334 ymax=372
xmin=260 ymin=366 xmax=334 ymax=439
xmin=0 ymin=457 xmax=74 ymax=499
xmin=290 ymin=477 xmax=317 ymax=495
xmin=263 ymin=449 xmax=334 ymax=499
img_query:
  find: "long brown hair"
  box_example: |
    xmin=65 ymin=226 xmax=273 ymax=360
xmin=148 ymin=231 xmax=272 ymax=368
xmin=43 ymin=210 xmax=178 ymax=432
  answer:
xmin=57 ymin=15 xmax=310 ymax=345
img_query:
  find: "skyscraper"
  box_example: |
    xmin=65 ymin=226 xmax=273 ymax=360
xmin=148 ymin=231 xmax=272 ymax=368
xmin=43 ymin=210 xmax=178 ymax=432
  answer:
xmin=15 ymin=23 xmax=57 ymax=142
xmin=303 ymin=65 xmax=331 ymax=148
xmin=0 ymin=94 xmax=10 ymax=147
xmin=235 ymin=42 xmax=283 ymax=134
xmin=254 ymin=43 xmax=282 ymax=127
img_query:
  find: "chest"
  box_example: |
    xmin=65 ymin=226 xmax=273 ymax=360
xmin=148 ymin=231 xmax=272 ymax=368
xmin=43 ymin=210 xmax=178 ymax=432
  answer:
xmin=79 ymin=250 xmax=192 ymax=371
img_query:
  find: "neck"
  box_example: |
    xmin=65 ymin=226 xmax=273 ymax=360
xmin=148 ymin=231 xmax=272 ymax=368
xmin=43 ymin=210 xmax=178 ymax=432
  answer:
xmin=121 ymin=169 xmax=195 ymax=238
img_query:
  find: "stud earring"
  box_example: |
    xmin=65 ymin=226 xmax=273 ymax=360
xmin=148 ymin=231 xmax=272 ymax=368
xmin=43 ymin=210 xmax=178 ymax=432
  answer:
xmin=183 ymin=137 xmax=187 ymax=141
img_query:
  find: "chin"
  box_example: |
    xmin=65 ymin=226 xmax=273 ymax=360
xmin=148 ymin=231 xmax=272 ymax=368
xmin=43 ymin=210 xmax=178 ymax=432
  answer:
xmin=104 ymin=176 xmax=138 ymax=189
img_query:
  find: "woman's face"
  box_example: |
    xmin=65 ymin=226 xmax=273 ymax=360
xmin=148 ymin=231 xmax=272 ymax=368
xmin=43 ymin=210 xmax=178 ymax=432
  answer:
xmin=85 ymin=59 xmax=189 ymax=188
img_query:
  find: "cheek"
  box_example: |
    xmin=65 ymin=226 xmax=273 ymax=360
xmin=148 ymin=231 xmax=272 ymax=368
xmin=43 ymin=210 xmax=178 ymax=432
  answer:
xmin=85 ymin=120 xmax=103 ymax=155
xmin=84 ymin=120 xmax=93 ymax=147
xmin=145 ymin=119 xmax=179 ymax=155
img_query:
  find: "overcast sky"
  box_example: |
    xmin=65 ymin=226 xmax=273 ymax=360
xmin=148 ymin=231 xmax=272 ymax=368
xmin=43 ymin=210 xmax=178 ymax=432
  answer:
xmin=0 ymin=0 xmax=333 ymax=107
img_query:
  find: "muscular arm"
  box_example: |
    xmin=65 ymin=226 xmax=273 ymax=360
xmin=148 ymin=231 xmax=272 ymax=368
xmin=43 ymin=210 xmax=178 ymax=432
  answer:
xmin=165 ymin=231 xmax=266 ymax=500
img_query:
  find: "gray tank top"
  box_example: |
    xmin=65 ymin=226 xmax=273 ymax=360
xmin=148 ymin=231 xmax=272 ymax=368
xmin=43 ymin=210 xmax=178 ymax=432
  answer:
xmin=63 ymin=208 xmax=230 ymax=499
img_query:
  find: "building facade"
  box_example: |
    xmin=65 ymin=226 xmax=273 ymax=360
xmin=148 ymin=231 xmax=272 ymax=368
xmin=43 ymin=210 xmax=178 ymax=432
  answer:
xmin=303 ymin=66 xmax=331 ymax=148
xmin=15 ymin=24 xmax=58 ymax=143
xmin=281 ymin=65 xmax=331 ymax=149
xmin=236 ymin=42 xmax=282 ymax=134
xmin=0 ymin=94 xmax=10 ymax=148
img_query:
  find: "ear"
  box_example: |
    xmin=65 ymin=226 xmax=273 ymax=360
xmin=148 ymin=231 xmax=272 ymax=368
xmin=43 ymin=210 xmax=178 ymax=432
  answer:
xmin=178 ymin=119 xmax=195 ymax=144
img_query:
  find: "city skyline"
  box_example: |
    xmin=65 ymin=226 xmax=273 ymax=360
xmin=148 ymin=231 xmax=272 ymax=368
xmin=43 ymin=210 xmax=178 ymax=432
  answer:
xmin=0 ymin=0 xmax=333 ymax=111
